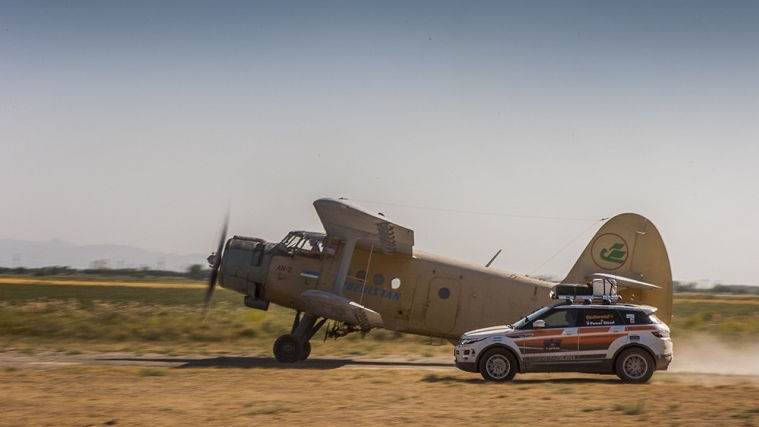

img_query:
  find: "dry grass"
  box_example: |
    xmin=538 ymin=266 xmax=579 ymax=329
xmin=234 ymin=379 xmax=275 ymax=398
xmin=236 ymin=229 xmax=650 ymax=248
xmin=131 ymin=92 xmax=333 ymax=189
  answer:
xmin=3 ymin=280 xmax=759 ymax=425
xmin=1 ymin=365 xmax=758 ymax=426
xmin=0 ymin=282 xmax=454 ymax=357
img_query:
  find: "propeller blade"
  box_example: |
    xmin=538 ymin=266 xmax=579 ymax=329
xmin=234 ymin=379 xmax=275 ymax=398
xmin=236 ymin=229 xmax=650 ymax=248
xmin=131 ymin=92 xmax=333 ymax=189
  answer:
xmin=203 ymin=214 xmax=228 ymax=315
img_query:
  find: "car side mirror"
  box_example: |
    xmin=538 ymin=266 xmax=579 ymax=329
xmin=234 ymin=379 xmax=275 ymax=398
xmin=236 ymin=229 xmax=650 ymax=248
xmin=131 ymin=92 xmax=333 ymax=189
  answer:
xmin=533 ymin=319 xmax=546 ymax=329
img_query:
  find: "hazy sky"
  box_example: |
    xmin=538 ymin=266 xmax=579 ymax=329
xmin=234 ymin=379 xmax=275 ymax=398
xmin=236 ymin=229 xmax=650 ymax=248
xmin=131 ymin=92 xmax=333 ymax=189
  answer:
xmin=2 ymin=1 xmax=758 ymax=284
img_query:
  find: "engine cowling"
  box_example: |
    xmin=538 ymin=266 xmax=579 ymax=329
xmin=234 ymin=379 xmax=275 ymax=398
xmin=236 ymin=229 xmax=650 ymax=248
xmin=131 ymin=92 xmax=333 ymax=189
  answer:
xmin=217 ymin=236 xmax=273 ymax=309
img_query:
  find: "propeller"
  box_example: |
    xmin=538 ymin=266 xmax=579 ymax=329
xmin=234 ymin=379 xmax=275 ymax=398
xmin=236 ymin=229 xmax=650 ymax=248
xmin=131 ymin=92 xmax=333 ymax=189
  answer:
xmin=204 ymin=214 xmax=228 ymax=316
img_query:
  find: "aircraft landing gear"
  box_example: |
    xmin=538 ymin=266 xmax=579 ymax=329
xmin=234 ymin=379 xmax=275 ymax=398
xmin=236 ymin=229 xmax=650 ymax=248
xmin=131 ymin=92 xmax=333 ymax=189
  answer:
xmin=273 ymin=335 xmax=301 ymax=363
xmin=273 ymin=311 xmax=325 ymax=363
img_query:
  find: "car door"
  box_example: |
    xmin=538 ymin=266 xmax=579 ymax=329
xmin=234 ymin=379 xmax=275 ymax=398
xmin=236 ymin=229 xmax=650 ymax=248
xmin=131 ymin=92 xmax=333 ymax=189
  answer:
xmin=576 ymin=308 xmax=627 ymax=361
xmin=519 ymin=307 xmax=580 ymax=368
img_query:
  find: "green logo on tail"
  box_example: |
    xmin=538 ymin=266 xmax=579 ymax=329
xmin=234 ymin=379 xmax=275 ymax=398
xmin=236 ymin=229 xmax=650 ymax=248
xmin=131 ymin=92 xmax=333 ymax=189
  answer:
xmin=600 ymin=243 xmax=627 ymax=264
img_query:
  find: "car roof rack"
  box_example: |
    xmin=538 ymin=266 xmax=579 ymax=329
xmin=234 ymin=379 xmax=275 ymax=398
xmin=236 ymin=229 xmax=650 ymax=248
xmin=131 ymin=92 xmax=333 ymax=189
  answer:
xmin=550 ymin=277 xmax=622 ymax=305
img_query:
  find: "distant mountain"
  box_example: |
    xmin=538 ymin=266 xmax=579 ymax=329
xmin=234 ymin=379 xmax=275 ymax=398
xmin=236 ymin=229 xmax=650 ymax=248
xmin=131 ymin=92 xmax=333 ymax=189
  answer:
xmin=0 ymin=239 xmax=206 ymax=272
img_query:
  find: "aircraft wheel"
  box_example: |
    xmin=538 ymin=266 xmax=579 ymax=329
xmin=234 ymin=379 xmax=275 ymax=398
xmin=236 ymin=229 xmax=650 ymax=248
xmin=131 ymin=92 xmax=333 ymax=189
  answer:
xmin=300 ymin=342 xmax=311 ymax=361
xmin=273 ymin=334 xmax=303 ymax=363
xmin=615 ymin=348 xmax=654 ymax=383
xmin=479 ymin=348 xmax=517 ymax=382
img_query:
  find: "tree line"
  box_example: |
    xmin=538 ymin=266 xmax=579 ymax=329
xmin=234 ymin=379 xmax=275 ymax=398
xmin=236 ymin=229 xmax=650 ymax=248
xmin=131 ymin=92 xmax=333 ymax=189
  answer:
xmin=674 ymin=281 xmax=759 ymax=295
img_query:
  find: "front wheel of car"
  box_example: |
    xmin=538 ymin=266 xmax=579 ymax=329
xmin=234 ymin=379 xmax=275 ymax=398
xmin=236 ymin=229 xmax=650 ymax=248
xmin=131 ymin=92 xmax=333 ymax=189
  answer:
xmin=615 ymin=348 xmax=655 ymax=383
xmin=479 ymin=348 xmax=517 ymax=382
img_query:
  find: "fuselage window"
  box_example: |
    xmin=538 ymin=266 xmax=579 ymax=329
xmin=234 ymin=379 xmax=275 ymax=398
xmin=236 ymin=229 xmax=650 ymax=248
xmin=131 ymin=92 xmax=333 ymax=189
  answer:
xmin=373 ymin=273 xmax=385 ymax=286
xmin=390 ymin=278 xmax=401 ymax=289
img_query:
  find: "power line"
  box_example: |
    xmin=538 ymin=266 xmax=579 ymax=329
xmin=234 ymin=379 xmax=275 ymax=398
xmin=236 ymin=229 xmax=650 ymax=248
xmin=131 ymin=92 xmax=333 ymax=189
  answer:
xmin=529 ymin=219 xmax=606 ymax=276
xmin=352 ymin=198 xmax=606 ymax=222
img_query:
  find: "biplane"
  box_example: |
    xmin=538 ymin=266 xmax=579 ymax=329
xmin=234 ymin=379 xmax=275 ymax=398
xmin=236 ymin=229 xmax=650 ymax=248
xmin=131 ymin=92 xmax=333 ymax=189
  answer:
xmin=205 ymin=198 xmax=672 ymax=363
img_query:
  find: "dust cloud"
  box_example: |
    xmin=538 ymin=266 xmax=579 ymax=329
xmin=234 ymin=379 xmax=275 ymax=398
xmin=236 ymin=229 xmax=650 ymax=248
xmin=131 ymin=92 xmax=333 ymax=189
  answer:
xmin=670 ymin=335 xmax=759 ymax=376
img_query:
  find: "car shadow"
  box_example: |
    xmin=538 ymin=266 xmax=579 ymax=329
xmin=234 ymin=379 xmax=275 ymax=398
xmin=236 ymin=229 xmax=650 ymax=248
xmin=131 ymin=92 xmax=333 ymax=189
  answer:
xmin=95 ymin=356 xmax=454 ymax=371
xmin=419 ymin=373 xmax=620 ymax=385
xmin=513 ymin=377 xmax=621 ymax=384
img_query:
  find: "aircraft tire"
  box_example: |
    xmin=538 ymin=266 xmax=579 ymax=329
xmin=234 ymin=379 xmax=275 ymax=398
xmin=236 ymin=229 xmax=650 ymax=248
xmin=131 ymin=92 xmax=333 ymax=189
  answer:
xmin=300 ymin=342 xmax=311 ymax=361
xmin=479 ymin=348 xmax=517 ymax=382
xmin=615 ymin=347 xmax=655 ymax=383
xmin=273 ymin=334 xmax=303 ymax=363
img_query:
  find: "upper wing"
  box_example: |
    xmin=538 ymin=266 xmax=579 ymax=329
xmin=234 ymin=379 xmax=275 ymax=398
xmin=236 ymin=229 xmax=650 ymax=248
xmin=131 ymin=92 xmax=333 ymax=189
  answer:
xmin=313 ymin=198 xmax=414 ymax=256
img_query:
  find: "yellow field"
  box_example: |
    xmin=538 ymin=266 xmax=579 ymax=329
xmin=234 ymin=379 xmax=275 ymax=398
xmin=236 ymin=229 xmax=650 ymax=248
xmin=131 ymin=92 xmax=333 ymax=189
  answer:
xmin=0 ymin=277 xmax=204 ymax=289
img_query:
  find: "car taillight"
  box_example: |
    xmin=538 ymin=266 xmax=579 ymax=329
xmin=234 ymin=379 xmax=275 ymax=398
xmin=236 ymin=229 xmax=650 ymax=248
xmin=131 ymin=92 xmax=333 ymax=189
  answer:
xmin=652 ymin=330 xmax=669 ymax=338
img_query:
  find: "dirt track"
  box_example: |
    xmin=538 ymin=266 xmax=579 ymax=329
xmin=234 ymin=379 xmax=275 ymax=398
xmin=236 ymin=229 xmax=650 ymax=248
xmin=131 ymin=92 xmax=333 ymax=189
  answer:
xmin=2 ymin=351 xmax=759 ymax=426
xmin=0 ymin=351 xmax=454 ymax=371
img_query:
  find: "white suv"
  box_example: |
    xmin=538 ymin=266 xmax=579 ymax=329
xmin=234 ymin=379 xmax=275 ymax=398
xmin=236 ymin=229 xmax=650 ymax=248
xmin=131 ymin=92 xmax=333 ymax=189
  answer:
xmin=454 ymin=302 xmax=672 ymax=383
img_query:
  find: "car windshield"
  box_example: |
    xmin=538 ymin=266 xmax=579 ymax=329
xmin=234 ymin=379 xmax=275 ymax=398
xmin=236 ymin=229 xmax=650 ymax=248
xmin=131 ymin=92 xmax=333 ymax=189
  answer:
xmin=513 ymin=306 xmax=552 ymax=329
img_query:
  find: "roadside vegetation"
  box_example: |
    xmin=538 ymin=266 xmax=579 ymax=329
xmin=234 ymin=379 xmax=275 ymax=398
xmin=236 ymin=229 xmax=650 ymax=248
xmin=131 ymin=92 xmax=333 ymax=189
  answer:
xmin=0 ymin=282 xmax=450 ymax=356
xmin=671 ymin=297 xmax=759 ymax=338
xmin=1 ymin=276 xmax=758 ymax=356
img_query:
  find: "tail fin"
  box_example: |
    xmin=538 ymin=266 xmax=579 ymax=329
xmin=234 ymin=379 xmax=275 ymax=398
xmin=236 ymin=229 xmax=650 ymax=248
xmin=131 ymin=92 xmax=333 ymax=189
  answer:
xmin=561 ymin=213 xmax=673 ymax=323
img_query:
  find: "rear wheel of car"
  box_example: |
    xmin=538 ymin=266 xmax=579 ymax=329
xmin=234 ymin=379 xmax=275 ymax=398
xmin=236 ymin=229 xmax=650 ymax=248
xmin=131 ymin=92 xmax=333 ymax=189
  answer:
xmin=479 ymin=348 xmax=517 ymax=382
xmin=615 ymin=348 xmax=655 ymax=383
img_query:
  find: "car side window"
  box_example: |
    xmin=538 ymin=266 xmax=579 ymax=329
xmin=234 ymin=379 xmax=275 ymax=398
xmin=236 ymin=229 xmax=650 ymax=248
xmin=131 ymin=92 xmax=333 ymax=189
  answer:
xmin=535 ymin=308 xmax=578 ymax=328
xmin=619 ymin=310 xmax=651 ymax=325
xmin=581 ymin=309 xmax=621 ymax=326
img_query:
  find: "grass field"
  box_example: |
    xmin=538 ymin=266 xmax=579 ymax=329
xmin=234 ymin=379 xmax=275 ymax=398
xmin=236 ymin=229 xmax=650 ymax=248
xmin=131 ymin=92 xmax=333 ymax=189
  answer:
xmin=1 ymin=277 xmax=758 ymax=356
xmin=2 ymin=277 xmax=759 ymax=426
xmin=0 ymin=280 xmax=451 ymax=356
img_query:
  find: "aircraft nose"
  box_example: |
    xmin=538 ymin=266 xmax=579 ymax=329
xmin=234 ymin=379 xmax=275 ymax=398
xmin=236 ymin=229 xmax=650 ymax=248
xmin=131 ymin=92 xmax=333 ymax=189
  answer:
xmin=217 ymin=237 xmax=271 ymax=302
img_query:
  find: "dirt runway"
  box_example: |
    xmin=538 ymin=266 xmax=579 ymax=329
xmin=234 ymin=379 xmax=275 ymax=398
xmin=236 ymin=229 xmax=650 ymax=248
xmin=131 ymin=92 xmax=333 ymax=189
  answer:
xmin=2 ymin=351 xmax=759 ymax=426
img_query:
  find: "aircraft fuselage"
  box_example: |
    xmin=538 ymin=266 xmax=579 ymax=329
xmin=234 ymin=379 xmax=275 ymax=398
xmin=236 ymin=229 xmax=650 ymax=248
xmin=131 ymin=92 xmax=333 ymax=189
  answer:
xmin=259 ymin=245 xmax=554 ymax=340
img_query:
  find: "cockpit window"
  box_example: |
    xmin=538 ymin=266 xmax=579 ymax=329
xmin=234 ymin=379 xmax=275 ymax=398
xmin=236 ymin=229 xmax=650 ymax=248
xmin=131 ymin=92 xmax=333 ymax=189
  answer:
xmin=278 ymin=231 xmax=325 ymax=255
xmin=305 ymin=238 xmax=322 ymax=253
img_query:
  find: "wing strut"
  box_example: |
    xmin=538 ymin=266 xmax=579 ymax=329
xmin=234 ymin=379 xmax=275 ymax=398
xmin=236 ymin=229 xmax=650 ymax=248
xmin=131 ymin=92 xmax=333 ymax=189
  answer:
xmin=332 ymin=234 xmax=359 ymax=295
xmin=358 ymin=242 xmax=374 ymax=305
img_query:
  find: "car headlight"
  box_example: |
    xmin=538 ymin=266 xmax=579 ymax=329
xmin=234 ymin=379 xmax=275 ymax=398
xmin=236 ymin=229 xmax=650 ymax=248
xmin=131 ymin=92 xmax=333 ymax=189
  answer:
xmin=459 ymin=337 xmax=486 ymax=345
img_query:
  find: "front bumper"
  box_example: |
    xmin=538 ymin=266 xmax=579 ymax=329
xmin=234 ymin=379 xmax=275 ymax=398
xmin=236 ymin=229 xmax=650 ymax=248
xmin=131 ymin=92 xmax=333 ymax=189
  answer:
xmin=454 ymin=345 xmax=478 ymax=372
xmin=455 ymin=360 xmax=478 ymax=373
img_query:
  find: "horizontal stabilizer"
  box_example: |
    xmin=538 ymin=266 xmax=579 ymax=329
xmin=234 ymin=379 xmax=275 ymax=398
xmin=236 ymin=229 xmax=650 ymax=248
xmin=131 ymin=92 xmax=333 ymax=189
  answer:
xmin=589 ymin=273 xmax=661 ymax=290
xmin=300 ymin=289 xmax=383 ymax=330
